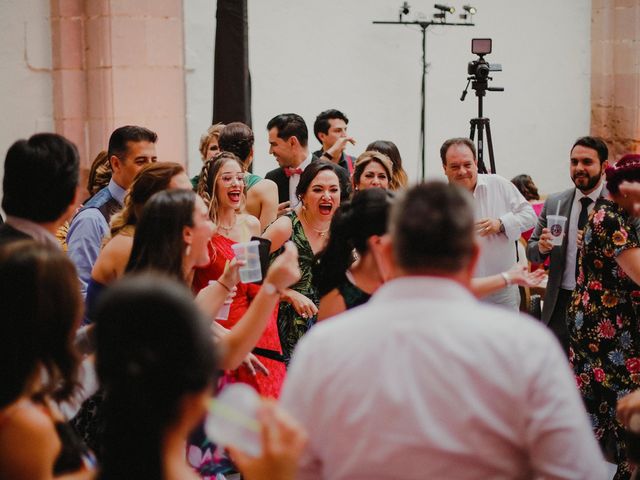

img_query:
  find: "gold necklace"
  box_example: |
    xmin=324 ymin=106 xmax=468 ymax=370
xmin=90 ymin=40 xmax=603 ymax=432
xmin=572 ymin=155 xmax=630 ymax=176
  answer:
xmin=217 ymin=214 xmax=237 ymax=232
xmin=301 ymin=211 xmax=329 ymax=237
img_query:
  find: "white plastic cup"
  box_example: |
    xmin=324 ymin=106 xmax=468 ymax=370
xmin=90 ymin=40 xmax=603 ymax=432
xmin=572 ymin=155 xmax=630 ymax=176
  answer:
xmin=205 ymin=383 xmax=262 ymax=457
xmin=547 ymin=214 xmax=568 ymax=246
xmin=231 ymin=240 xmax=262 ymax=283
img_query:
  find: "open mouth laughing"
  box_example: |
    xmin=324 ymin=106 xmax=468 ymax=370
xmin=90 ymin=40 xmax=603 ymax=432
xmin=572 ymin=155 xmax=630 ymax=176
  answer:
xmin=318 ymin=202 xmax=333 ymax=215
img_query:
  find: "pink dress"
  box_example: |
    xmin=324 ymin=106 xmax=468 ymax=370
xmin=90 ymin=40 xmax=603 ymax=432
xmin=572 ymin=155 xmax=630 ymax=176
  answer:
xmin=193 ymin=234 xmax=285 ymax=398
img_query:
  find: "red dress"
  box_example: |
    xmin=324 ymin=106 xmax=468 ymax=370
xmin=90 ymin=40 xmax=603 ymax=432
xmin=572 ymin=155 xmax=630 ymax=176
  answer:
xmin=193 ymin=234 xmax=285 ymax=398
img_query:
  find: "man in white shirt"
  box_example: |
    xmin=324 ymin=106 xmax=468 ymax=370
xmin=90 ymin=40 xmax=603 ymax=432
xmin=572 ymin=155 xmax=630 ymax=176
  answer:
xmin=527 ymin=136 xmax=609 ymax=352
xmin=441 ymin=137 xmax=536 ymax=309
xmin=280 ymin=181 xmax=606 ymax=480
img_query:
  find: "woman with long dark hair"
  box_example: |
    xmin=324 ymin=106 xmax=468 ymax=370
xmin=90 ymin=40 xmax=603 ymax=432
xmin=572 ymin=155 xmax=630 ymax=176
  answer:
xmin=314 ymin=189 xmax=394 ymax=319
xmin=263 ymin=160 xmax=341 ymax=363
xmin=96 ymin=274 xmax=306 ymax=480
xmin=366 ymin=140 xmax=409 ymax=189
xmin=0 ymin=241 xmax=94 ymax=479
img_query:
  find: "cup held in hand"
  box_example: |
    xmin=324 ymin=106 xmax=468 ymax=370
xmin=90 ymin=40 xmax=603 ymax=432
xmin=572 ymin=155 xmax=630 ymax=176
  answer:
xmin=547 ymin=215 xmax=567 ymax=246
xmin=232 ymin=240 xmax=262 ymax=283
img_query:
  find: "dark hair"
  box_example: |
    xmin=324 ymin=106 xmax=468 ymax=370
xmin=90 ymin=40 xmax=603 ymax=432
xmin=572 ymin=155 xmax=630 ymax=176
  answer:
xmin=511 ymin=174 xmax=540 ymax=201
xmin=439 ymin=137 xmax=476 ymax=166
xmin=107 ymin=125 xmax=157 ymax=161
xmin=353 ymin=151 xmax=394 ymax=191
xmin=196 ymin=152 xmax=245 ymax=223
xmin=218 ymin=122 xmax=254 ymax=163
xmin=391 ymin=181 xmax=475 ymax=273
xmin=572 ymin=136 xmax=608 ymax=164
xmin=0 ymin=241 xmax=81 ymax=407
xmin=366 ymin=140 xmax=408 ymax=189
xmin=295 ymin=160 xmax=340 ymax=200
xmin=313 ymin=109 xmax=348 ymax=143
xmin=126 ymin=189 xmax=197 ymax=281
xmin=605 ymin=154 xmax=640 ymax=195
xmin=87 ymin=150 xmax=112 ymax=197
xmin=2 ymin=133 xmax=79 ymax=222
xmin=110 ymin=162 xmax=185 ymax=236
xmin=266 ymin=113 xmax=308 ymax=147
xmin=96 ymin=274 xmax=217 ymax=480
xmin=314 ymin=189 xmax=394 ymax=296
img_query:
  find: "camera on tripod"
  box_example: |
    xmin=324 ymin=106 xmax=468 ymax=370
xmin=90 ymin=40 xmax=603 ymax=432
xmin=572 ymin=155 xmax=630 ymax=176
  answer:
xmin=467 ymin=39 xmax=502 ymax=85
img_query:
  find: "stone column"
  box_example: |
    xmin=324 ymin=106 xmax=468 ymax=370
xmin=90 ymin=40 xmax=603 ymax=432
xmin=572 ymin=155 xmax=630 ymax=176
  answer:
xmin=50 ymin=0 xmax=187 ymax=194
xmin=591 ymin=0 xmax=640 ymax=160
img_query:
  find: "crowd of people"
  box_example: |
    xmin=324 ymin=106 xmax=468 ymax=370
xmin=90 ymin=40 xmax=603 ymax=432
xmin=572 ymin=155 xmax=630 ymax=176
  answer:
xmin=1 ymin=108 xmax=640 ymax=479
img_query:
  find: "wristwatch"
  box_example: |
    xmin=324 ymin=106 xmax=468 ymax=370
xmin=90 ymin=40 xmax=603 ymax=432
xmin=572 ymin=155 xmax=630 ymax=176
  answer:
xmin=262 ymin=282 xmax=280 ymax=296
xmin=498 ymin=219 xmax=505 ymax=234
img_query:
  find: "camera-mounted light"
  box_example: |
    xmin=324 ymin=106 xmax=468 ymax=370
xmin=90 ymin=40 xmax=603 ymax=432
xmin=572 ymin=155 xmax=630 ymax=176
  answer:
xmin=434 ymin=4 xmax=455 ymax=13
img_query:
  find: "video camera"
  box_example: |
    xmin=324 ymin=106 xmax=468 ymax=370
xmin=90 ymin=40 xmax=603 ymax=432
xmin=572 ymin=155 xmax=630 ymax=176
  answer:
xmin=467 ymin=38 xmax=502 ymax=83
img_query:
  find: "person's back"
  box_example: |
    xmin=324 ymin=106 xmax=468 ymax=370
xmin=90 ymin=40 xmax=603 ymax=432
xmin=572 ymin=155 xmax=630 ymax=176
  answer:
xmin=280 ymin=181 xmax=605 ymax=480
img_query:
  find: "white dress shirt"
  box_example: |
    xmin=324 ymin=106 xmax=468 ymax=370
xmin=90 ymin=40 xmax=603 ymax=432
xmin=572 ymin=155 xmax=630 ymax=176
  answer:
xmin=561 ymin=184 xmax=603 ymax=289
xmin=472 ymin=174 xmax=537 ymax=278
xmin=289 ymin=154 xmax=313 ymax=208
xmin=281 ymin=276 xmax=606 ymax=480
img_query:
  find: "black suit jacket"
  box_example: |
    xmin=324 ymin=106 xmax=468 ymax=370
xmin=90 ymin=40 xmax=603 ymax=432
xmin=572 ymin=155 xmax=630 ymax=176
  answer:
xmin=265 ymin=167 xmax=290 ymax=204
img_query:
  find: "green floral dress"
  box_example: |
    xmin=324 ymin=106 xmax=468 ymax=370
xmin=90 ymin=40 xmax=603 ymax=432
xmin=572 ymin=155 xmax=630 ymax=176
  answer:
xmin=271 ymin=211 xmax=318 ymax=365
xmin=567 ymin=198 xmax=640 ymax=478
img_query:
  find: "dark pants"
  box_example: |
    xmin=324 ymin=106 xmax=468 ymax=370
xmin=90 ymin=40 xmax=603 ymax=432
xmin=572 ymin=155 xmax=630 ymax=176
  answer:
xmin=548 ymin=288 xmax=573 ymax=354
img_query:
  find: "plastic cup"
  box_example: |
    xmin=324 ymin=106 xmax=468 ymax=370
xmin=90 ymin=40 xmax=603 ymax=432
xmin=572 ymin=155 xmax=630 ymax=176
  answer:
xmin=232 ymin=240 xmax=262 ymax=283
xmin=547 ymin=214 xmax=567 ymax=246
xmin=205 ymin=383 xmax=262 ymax=457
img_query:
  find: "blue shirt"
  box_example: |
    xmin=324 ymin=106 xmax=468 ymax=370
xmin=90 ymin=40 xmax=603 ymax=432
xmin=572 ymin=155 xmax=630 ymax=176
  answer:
xmin=67 ymin=179 xmax=126 ymax=297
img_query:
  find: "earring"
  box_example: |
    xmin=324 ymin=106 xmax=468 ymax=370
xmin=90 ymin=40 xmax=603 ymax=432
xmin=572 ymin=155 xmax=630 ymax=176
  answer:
xmin=185 ymin=244 xmax=192 ymax=257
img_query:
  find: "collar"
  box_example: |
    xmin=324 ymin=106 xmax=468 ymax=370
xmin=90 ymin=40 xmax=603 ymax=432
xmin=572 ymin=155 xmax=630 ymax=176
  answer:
xmin=472 ymin=173 xmax=489 ymax=194
xmin=574 ymin=182 xmax=603 ymax=203
xmin=5 ymin=216 xmax=60 ymax=249
xmin=371 ymin=276 xmax=476 ymax=304
xmin=108 ymin=178 xmax=127 ymax=205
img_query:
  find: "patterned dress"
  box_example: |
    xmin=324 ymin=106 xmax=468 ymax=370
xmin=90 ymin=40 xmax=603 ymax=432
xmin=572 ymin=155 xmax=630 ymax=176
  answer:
xmin=271 ymin=211 xmax=318 ymax=364
xmin=567 ymin=198 xmax=640 ymax=478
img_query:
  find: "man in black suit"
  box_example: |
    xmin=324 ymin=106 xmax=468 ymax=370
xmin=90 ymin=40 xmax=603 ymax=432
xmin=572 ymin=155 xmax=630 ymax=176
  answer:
xmin=527 ymin=137 xmax=609 ymax=352
xmin=0 ymin=133 xmax=80 ymax=249
xmin=265 ymin=113 xmax=350 ymax=216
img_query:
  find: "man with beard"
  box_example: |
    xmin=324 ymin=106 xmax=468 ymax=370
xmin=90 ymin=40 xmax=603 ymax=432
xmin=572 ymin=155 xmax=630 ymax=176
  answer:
xmin=527 ymin=136 xmax=609 ymax=352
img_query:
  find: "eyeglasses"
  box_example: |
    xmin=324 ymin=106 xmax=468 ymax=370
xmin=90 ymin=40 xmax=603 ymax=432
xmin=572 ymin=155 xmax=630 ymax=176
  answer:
xmin=219 ymin=174 xmax=245 ymax=186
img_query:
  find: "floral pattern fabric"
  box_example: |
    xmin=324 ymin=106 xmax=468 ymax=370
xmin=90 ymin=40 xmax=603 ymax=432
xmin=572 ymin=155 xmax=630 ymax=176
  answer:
xmin=271 ymin=211 xmax=318 ymax=365
xmin=567 ymin=198 xmax=640 ymax=478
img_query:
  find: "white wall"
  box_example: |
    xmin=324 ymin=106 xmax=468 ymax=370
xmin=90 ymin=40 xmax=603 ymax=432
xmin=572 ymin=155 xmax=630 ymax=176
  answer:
xmin=0 ymin=0 xmax=54 ymax=209
xmin=184 ymin=0 xmax=591 ymax=195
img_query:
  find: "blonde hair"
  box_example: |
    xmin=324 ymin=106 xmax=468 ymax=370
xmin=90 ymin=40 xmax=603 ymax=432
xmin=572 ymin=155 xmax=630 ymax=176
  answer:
xmin=109 ymin=162 xmax=185 ymax=237
xmin=196 ymin=152 xmax=246 ymax=224
xmin=198 ymin=123 xmax=225 ymax=161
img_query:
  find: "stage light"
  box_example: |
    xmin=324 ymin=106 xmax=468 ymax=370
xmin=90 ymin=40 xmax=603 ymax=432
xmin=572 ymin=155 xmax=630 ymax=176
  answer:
xmin=463 ymin=5 xmax=477 ymax=14
xmin=434 ymin=4 xmax=455 ymax=13
xmin=433 ymin=12 xmax=446 ymax=20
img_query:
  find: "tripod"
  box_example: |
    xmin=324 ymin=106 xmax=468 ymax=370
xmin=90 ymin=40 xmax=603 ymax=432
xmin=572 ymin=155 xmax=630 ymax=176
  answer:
xmin=461 ymin=69 xmax=503 ymax=174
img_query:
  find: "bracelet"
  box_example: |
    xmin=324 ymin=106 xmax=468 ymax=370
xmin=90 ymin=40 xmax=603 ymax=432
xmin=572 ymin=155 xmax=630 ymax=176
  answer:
xmin=500 ymin=272 xmax=511 ymax=287
xmin=216 ymin=279 xmax=231 ymax=292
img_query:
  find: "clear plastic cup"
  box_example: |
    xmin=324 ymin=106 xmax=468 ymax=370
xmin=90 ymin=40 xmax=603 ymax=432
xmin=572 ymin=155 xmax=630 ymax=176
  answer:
xmin=547 ymin=214 xmax=567 ymax=246
xmin=205 ymin=383 xmax=262 ymax=457
xmin=231 ymin=240 xmax=262 ymax=283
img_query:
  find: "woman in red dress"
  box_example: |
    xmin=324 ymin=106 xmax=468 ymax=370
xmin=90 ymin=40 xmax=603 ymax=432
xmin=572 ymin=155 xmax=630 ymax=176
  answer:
xmin=194 ymin=152 xmax=286 ymax=398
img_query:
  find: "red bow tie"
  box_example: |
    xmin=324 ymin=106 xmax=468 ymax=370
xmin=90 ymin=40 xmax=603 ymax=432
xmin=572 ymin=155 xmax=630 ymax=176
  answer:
xmin=284 ymin=167 xmax=303 ymax=178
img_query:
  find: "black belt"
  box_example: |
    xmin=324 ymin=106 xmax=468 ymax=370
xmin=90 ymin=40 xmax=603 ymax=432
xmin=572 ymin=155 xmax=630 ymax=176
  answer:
xmin=252 ymin=347 xmax=286 ymax=363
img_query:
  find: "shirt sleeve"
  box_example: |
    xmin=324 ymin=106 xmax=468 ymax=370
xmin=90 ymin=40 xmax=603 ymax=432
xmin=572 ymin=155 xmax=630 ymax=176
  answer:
xmin=499 ymin=180 xmax=537 ymax=241
xmin=524 ymin=332 xmax=607 ymax=479
xmin=280 ymin=337 xmax=323 ymax=480
xmin=66 ymin=209 xmax=109 ymax=298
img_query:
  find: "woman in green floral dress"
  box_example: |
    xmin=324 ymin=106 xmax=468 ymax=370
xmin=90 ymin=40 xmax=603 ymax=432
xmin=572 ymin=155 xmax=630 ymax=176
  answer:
xmin=567 ymin=154 xmax=640 ymax=479
xmin=264 ymin=161 xmax=342 ymax=364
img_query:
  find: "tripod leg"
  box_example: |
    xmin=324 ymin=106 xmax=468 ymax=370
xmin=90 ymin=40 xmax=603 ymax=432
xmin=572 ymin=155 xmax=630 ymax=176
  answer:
xmin=485 ymin=119 xmax=496 ymax=174
xmin=476 ymin=121 xmax=487 ymax=174
xmin=469 ymin=120 xmax=476 ymax=141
